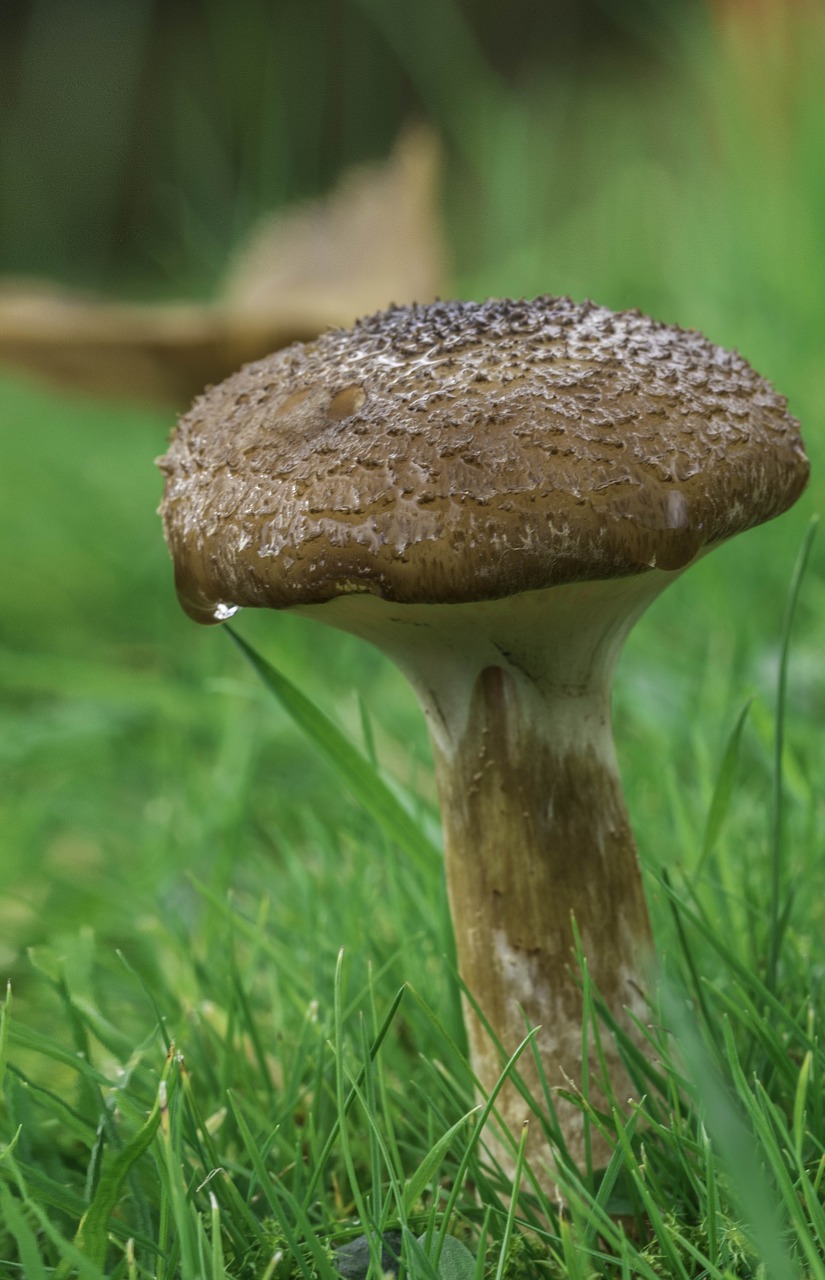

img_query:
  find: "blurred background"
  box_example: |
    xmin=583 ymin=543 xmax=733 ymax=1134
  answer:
xmin=0 ymin=0 xmax=683 ymax=295
xmin=1 ymin=0 xmax=823 ymax=987
xmin=1 ymin=0 xmax=824 ymax=398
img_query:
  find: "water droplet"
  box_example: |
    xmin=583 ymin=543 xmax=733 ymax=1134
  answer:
xmin=174 ymin=564 xmax=240 ymax=626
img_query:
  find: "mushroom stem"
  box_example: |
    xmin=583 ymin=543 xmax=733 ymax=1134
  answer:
xmin=302 ymin=567 xmax=674 ymax=1178
xmin=432 ymin=664 xmax=651 ymax=1176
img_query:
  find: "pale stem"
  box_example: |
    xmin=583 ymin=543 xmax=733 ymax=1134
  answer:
xmin=301 ymin=568 xmax=678 ymax=1180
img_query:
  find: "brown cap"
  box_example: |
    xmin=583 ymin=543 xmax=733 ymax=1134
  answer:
xmin=158 ymin=296 xmax=809 ymax=623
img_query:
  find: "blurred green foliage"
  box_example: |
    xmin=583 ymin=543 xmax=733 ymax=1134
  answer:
xmin=0 ymin=0 xmax=677 ymax=293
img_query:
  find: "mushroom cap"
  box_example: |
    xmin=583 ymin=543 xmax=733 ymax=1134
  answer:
xmin=158 ymin=296 xmax=809 ymax=622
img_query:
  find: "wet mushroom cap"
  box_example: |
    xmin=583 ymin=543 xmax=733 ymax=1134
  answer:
xmin=158 ymin=296 xmax=809 ymax=622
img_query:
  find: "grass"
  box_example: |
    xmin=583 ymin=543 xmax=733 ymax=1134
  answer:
xmin=2 ymin=2 xmax=825 ymax=1276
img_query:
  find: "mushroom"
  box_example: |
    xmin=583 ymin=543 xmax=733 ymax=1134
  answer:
xmin=158 ymin=296 xmax=809 ymax=1181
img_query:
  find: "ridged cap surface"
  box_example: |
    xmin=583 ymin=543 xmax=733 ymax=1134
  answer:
xmin=158 ymin=296 xmax=809 ymax=621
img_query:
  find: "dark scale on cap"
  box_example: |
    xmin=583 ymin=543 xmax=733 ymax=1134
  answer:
xmin=158 ymin=296 xmax=809 ymax=623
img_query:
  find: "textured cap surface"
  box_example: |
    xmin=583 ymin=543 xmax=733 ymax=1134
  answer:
xmin=158 ymin=296 xmax=809 ymax=621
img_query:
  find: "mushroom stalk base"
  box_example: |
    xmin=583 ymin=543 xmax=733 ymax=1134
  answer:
xmin=431 ymin=664 xmax=651 ymax=1183
xmin=300 ymin=572 xmax=673 ymax=1186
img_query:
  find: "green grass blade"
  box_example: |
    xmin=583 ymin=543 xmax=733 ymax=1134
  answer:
xmin=793 ymin=1050 xmax=813 ymax=1162
xmin=227 ymin=626 xmax=439 ymax=873
xmin=116 ymin=948 xmax=173 ymax=1053
xmin=472 ymin=1206 xmax=491 ymax=1280
xmin=435 ymin=1026 xmax=539 ymax=1255
xmin=227 ymin=1092 xmax=337 ymax=1279
xmin=304 ymin=981 xmax=407 ymax=1203
xmin=661 ymin=867 xmax=722 ymax=1058
xmin=581 ymin=1117 xmax=636 ymax=1248
xmin=695 ymin=696 xmax=753 ymax=877
xmin=768 ymin=515 xmax=818 ymax=993
xmin=0 ymin=983 xmax=9 ymax=1096
xmin=0 ymin=1178 xmax=49 ymax=1280
xmin=611 ymin=1110 xmax=692 ymax=1280
xmin=0 ymin=1156 xmax=88 ymax=1222
xmin=701 ymin=1124 xmax=719 ymax=1271
xmin=5 ymin=1064 xmax=96 ymax=1146
xmin=559 ymin=1216 xmax=589 ymax=1280
xmin=7 ymin=1022 xmax=115 ymax=1087
xmin=655 ymin=873 xmax=815 ymax=1051
xmin=402 ymin=1105 xmax=480 ymax=1215
xmin=68 ymin=1088 xmax=162 ymax=1272
xmin=332 ymin=950 xmax=380 ymax=1268
xmin=667 ymin=993 xmax=797 ymax=1280
xmin=209 ymin=1191 xmax=225 ymax=1280
xmin=2 ymin=1144 xmax=108 ymax=1280
xmin=492 ymin=1120 xmax=528 ymax=1280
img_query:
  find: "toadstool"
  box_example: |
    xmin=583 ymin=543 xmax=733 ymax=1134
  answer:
xmin=158 ymin=296 xmax=809 ymax=1180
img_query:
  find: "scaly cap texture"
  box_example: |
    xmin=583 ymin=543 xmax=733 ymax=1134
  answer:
xmin=158 ymin=296 xmax=809 ymax=621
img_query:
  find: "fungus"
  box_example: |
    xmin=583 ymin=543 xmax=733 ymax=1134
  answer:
xmin=158 ymin=296 xmax=809 ymax=1180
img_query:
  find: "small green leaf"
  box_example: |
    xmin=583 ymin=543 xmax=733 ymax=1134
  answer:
xmin=421 ymin=1234 xmax=476 ymax=1280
